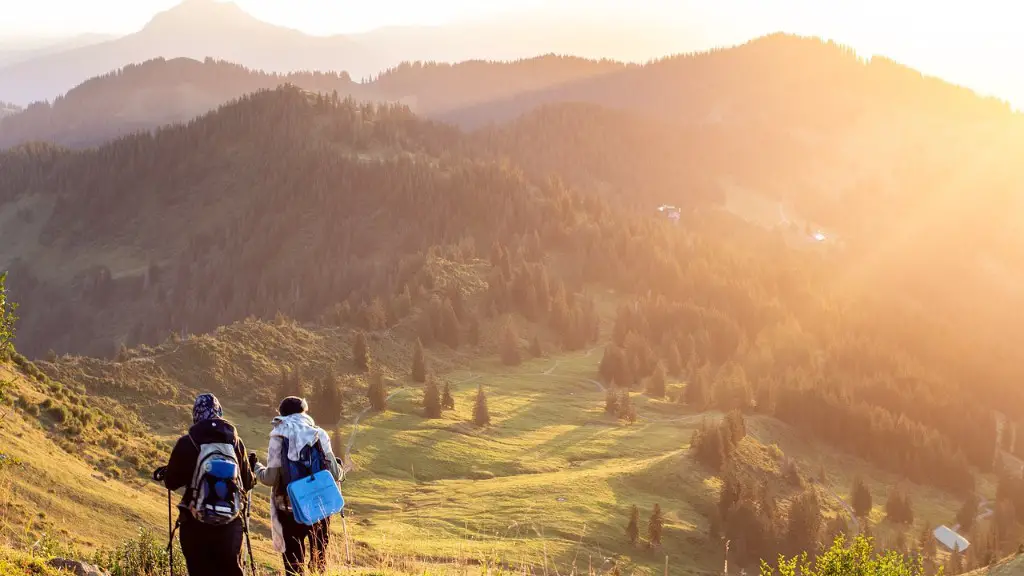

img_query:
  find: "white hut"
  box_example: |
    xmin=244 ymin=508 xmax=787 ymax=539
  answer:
xmin=933 ymin=525 xmax=970 ymax=552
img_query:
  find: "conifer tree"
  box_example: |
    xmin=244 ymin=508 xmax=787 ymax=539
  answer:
xmin=647 ymin=504 xmax=664 ymax=547
xmin=412 ymin=338 xmax=427 ymax=383
xmin=605 ymin=387 xmax=620 ymax=415
xmin=367 ymin=371 xmax=388 ymax=412
xmin=501 ymin=321 xmax=521 ymax=366
xmin=442 ymin=381 xmax=455 ymax=410
xmin=646 ymin=362 xmax=666 ymax=398
xmin=724 ymin=410 xmax=746 ymax=445
xmin=424 ymin=376 xmax=442 ymax=418
xmin=278 ymin=367 xmax=291 ymax=400
xmin=617 ymin=389 xmax=636 ymax=423
xmin=473 ymin=384 xmax=490 ymax=427
xmin=684 ymin=366 xmax=709 ymax=408
xmin=530 ymin=335 xmax=543 ymax=358
xmin=851 ymin=477 xmax=873 ymax=519
xmin=440 ymin=300 xmax=460 ymax=349
xmin=1002 ymin=423 xmax=1015 ymax=453
xmin=599 ymin=344 xmax=618 ymax=383
xmin=292 ymin=367 xmax=306 ymax=399
xmin=314 ymin=370 xmax=343 ymax=426
xmin=948 ymin=543 xmax=964 ymax=575
xmin=353 ymin=331 xmax=370 ymax=372
xmin=786 ymin=489 xmax=822 ymax=556
xmin=919 ymin=522 xmax=938 ymax=563
xmin=626 ymin=505 xmax=640 ymax=546
xmin=956 ymin=495 xmax=979 ymax=533
xmin=886 ymin=488 xmax=914 ymax=525
xmin=664 ymin=338 xmax=683 ymax=378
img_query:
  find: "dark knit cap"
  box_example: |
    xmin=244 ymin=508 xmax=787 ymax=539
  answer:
xmin=279 ymin=396 xmax=308 ymax=416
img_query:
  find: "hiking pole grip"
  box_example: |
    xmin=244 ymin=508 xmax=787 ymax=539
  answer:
xmin=153 ymin=466 xmax=167 ymax=482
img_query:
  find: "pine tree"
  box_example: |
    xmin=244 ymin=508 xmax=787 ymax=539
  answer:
xmin=1002 ymin=423 xmax=1015 ymax=453
xmin=684 ymin=364 xmax=709 ymax=408
xmin=724 ymin=410 xmax=746 ymax=445
xmin=440 ymin=300 xmax=460 ymax=349
xmin=919 ymin=522 xmax=937 ymax=562
xmin=851 ymin=477 xmax=873 ymax=519
xmin=412 ymin=338 xmax=427 ymax=383
xmin=886 ymin=488 xmax=914 ymax=525
xmin=292 ymin=367 xmax=306 ymax=399
xmin=599 ymin=345 xmax=619 ymax=383
xmin=646 ymin=362 xmax=666 ymax=398
xmin=947 ymin=543 xmax=964 ymax=575
xmin=473 ymin=385 xmax=490 ymax=427
xmin=278 ymin=367 xmax=292 ymax=400
xmin=314 ymin=370 xmax=343 ymax=426
xmin=786 ymin=489 xmax=822 ymax=556
xmin=605 ymin=387 xmax=620 ymax=415
xmin=665 ymin=340 xmax=683 ymax=378
xmin=442 ymin=381 xmax=455 ymax=410
xmin=626 ymin=505 xmax=640 ymax=546
xmin=423 ymin=377 xmax=442 ymax=418
xmin=617 ymin=390 xmax=636 ymax=423
xmin=530 ymin=335 xmax=543 ymax=358
xmin=501 ymin=322 xmax=521 ymax=366
xmin=367 ymin=371 xmax=388 ymax=412
xmin=353 ymin=331 xmax=370 ymax=372
xmin=647 ymin=504 xmax=664 ymax=547
xmin=956 ymin=495 xmax=979 ymax=533
xmin=279 ymin=367 xmax=305 ymax=400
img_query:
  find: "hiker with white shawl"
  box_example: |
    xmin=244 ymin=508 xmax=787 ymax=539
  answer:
xmin=251 ymin=396 xmax=344 ymax=575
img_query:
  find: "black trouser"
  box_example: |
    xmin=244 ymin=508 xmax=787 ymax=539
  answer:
xmin=281 ymin=510 xmax=331 ymax=575
xmin=179 ymin=515 xmax=244 ymax=576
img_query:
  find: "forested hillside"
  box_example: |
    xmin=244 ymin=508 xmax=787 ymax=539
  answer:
xmin=0 ymin=57 xmax=375 ymax=148
xmin=0 ymin=54 xmax=628 ymax=150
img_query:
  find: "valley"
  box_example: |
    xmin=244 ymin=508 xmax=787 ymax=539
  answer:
xmin=2 ymin=3 xmax=1024 ymax=575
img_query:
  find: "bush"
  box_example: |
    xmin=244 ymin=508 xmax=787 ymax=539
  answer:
xmin=762 ymin=534 xmax=929 ymax=575
xmin=93 ymin=527 xmax=185 ymax=576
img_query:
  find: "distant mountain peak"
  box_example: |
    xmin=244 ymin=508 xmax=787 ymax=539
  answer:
xmin=143 ymin=0 xmax=269 ymax=33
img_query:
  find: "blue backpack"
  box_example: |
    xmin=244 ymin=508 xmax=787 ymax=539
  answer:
xmin=280 ymin=437 xmax=344 ymax=526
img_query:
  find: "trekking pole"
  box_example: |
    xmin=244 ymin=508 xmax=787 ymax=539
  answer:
xmin=243 ymin=490 xmax=257 ymax=576
xmin=341 ymin=509 xmax=352 ymax=565
xmin=153 ymin=467 xmax=175 ymax=576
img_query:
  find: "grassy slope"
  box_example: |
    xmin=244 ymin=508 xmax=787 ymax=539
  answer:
xmin=280 ymin=348 xmax=973 ymax=575
xmin=0 ymin=365 xmax=166 ymax=552
xmin=5 ymin=323 xmax=983 ymax=574
xmin=0 ymin=281 xmax=989 ymax=574
xmin=965 ymin=554 xmax=1024 ymax=576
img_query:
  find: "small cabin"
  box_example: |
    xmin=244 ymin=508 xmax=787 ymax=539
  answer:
xmin=933 ymin=525 xmax=970 ymax=552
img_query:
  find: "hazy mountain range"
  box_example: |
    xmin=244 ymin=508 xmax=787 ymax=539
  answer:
xmin=0 ymin=0 xmax=710 ymax=107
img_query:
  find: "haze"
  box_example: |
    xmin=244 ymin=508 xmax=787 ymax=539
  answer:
xmin=2 ymin=0 xmax=1022 ymax=108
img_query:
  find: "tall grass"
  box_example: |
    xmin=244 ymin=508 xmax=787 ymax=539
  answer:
xmin=92 ymin=528 xmax=185 ymax=576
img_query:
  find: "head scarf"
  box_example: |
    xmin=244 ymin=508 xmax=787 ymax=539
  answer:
xmin=278 ymin=396 xmax=308 ymax=417
xmin=192 ymin=393 xmax=223 ymax=424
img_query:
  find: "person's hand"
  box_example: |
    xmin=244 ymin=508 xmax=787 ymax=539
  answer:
xmin=153 ymin=466 xmax=168 ymax=482
xmin=248 ymin=452 xmax=259 ymax=470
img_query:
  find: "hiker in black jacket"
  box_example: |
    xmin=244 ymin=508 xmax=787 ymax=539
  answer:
xmin=163 ymin=393 xmax=255 ymax=576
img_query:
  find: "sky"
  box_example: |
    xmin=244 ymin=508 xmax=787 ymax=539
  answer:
xmin=0 ymin=0 xmax=1021 ymax=106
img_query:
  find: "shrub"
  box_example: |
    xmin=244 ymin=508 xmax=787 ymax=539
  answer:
xmin=93 ymin=527 xmax=185 ymax=576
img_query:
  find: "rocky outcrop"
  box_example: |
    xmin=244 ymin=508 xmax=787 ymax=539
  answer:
xmin=47 ymin=558 xmax=109 ymax=576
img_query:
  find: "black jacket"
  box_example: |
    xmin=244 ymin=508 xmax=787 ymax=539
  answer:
xmin=164 ymin=418 xmax=255 ymax=511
